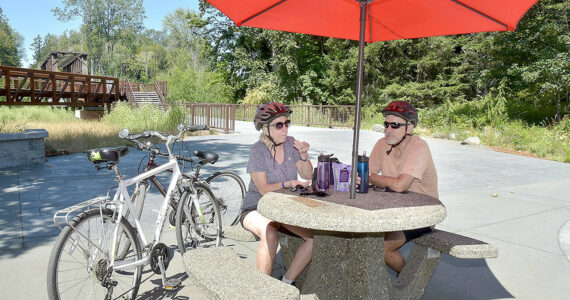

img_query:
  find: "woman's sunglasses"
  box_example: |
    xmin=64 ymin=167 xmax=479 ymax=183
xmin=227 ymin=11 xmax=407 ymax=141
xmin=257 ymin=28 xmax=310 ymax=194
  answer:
xmin=384 ymin=121 xmax=408 ymax=129
xmin=269 ymin=120 xmax=291 ymax=130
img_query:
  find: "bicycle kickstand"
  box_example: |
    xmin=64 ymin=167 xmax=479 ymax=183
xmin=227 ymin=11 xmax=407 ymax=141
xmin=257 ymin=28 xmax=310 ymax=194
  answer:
xmin=157 ymin=256 xmax=182 ymax=290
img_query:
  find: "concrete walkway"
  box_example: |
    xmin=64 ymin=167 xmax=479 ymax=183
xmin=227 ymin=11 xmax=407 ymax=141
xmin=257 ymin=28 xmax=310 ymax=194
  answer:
xmin=0 ymin=120 xmax=569 ymax=299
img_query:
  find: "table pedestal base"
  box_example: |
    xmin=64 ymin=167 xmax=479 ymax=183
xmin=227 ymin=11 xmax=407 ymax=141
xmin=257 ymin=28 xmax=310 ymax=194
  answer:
xmin=279 ymin=232 xmax=442 ymax=300
xmin=281 ymin=232 xmax=391 ymax=299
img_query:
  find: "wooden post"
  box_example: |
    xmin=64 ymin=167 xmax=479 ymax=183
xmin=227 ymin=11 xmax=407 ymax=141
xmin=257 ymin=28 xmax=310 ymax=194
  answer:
xmin=225 ymin=104 xmax=229 ymax=134
xmin=70 ymin=76 xmax=75 ymax=103
xmin=115 ymin=79 xmax=120 ymax=103
xmin=51 ymin=75 xmax=56 ymax=103
xmin=307 ymin=105 xmax=311 ymax=126
xmin=29 ymin=72 xmax=35 ymax=103
xmin=329 ymin=107 xmax=333 ymax=128
xmin=207 ymin=104 xmax=211 ymax=127
xmin=102 ymin=78 xmax=107 ymax=103
xmin=86 ymin=77 xmax=91 ymax=104
xmin=5 ymin=69 xmax=11 ymax=104
xmin=191 ymin=104 xmax=195 ymax=125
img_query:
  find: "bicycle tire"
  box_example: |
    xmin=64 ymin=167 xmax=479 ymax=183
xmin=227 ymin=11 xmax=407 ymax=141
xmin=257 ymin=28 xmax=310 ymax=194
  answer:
xmin=175 ymin=182 xmax=222 ymax=255
xmin=206 ymin=171 xmax=245 ymax=227
xmin=47 ymin=208 xmax=143 ymax=300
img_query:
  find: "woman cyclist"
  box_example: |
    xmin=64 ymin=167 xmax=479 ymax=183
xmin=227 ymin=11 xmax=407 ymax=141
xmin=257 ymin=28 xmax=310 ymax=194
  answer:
xmin=240 ymin=102 xmax=313 ymax=285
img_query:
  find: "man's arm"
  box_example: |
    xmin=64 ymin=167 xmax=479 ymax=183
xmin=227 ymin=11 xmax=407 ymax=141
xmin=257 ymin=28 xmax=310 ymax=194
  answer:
xmin=369 ymin=173 xmax=415 ymax=192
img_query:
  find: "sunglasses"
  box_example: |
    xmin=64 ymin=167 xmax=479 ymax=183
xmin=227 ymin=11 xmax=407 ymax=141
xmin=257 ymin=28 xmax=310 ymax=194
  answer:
xmin=384 ymin=121 xmax=408 ymax=129
xmin=269 ymin=120 xmax=291 ymax=130
xmin=291 ymin=185 xmax=329 ymax=197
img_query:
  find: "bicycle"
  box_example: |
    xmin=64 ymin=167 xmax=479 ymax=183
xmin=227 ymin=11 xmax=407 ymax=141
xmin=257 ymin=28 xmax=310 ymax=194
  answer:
xmin=47 ymin=124 xmax=221 ymax=300
xmin=122 ymin=131 xmax=245 ymax=232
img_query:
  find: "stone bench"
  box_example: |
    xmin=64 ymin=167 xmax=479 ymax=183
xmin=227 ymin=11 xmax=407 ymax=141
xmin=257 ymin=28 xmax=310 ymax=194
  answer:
xmin=222 ymin=224 xmax=312 ymax=291
xmin=391 ymin=229 xmax=498 ymax=299
xmin=413 ymin=229 xmax=498 ymax=259
xmin=222 ymin=224 xmax=258 ymax=242
xmin=183 ymin=247 xmax=316 ymax=300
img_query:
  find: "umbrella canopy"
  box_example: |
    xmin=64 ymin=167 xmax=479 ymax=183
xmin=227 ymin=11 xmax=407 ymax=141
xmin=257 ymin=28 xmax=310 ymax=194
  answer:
xmin=206 ymin=0 xmax=538 ymax=198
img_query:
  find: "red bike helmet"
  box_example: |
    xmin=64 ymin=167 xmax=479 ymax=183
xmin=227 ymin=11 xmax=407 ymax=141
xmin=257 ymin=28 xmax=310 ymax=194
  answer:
xmin=382 ymin=101 xmax=418 ymax=126
xmin=254 ymin=102 xmax=292 ymax=131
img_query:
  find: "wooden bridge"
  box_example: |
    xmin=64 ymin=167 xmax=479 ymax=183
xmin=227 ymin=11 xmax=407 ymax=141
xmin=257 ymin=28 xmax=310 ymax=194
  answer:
xmin=0 ymin=65 xmax=167 ymax=107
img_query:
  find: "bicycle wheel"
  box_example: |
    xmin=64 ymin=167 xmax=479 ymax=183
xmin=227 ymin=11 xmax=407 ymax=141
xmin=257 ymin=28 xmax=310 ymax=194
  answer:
xmin=206 ymin=172 xmax=245 ymax=227
xmin=47 ymin=208 xmax=143 ymax=300
xmin=175 ymin=182 xmax=222 ymax=255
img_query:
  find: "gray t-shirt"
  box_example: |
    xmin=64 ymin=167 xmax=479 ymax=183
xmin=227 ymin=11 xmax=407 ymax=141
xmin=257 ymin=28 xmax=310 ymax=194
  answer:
xmin=242 ymin=136 xmax=301 ymax=211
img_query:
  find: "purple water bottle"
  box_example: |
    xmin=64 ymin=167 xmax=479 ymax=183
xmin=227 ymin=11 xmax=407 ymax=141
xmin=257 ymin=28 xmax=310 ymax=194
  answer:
xmin=316 ymin=152 xmax=330 ymax=192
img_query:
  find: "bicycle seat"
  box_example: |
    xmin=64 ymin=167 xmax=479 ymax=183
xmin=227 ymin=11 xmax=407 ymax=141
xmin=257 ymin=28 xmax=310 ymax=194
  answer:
xmin=87 ymin=146 xmax=130 ymax=164
xmin=193 ymin=150 xmax=219 ymax=165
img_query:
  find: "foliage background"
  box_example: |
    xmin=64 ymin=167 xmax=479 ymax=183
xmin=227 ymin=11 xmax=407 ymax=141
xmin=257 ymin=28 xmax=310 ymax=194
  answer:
xmin=0 ymin=0 xmax=568 ymax=161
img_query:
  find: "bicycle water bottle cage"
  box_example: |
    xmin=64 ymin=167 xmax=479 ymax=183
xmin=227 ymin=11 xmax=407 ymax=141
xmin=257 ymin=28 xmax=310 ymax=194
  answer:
xmin=87 ymin=146 xmax=130 ymax=164
xmin=193 ymin=150 xmax=219 ymax=165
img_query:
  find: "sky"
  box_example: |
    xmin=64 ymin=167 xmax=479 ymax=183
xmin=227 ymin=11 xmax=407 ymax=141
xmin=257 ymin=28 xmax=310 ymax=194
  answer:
xmin=0 ymin=0 xmax=200 ymax=67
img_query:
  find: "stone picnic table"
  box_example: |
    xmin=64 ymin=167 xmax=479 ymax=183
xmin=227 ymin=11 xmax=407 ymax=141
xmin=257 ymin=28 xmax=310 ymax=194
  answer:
xmin=257 ymin=187 xmax=447 ymax=300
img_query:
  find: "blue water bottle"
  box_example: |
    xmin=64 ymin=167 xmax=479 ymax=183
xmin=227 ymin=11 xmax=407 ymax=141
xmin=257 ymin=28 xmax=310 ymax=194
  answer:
xmin=357 ymin=151 xmax=369 ymax=193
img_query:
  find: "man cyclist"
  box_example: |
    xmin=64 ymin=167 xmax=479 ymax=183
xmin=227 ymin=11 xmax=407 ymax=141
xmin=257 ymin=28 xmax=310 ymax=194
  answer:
xmin=368 ymin=100 xmax=439 ymax=275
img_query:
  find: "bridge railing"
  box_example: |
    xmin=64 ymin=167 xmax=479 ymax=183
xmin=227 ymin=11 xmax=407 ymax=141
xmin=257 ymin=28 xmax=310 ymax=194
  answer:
xmin=0 ymin=65 xmax=119 ymax=106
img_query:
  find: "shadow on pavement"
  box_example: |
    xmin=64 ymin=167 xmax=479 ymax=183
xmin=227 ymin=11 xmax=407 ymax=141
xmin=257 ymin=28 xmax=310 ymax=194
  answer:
xmin=0 ymin=139 xmax=251 ymax=258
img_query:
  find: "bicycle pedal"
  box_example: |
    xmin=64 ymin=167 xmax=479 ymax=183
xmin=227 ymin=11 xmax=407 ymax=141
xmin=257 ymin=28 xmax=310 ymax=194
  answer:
xmin=164 ymin=278 xmax=182 ymax=290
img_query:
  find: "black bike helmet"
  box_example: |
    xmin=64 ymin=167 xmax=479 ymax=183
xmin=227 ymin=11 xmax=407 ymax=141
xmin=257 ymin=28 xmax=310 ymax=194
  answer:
xmin=254 ymin=102 xmax=292 ymax=131
xmin=382 ymin=101 xmax=418 ymax=126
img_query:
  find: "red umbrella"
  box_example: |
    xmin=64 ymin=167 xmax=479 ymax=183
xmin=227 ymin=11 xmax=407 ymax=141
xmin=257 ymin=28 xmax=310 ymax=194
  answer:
xmin=206 ymin=0 xmax=538 ymax=198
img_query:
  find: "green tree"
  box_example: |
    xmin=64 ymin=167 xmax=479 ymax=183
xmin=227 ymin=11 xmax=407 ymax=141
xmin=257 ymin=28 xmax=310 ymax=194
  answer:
xmin=0 ymin=8 xmax=24 ymax=66
xmin=30 ymin=35 xmax=43 ymax=67
xmin=53 ymin=0 xmax=145 ymax=75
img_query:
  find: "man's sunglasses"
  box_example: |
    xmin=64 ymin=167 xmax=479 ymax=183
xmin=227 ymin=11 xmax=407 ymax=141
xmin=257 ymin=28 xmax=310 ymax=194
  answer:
xmin=269 ymin=120 xmax=291 ymax=130
xmin=384 ymin=121 xmax=408 ymax=129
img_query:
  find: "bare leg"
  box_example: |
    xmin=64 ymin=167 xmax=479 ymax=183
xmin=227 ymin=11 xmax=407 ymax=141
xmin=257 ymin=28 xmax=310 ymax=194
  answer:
xmin=384 ymin=231 xmax=406 ymax=273
xmin=281 ymin=224 xmax=313 ymax=281
xmin=243 ymin=211 xmax=280 ymax=275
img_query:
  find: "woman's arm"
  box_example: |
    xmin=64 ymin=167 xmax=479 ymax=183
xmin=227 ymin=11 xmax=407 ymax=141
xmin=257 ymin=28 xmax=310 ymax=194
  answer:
xmin=251 ymin=171 xmax=305 ymax=195
xmin=293 ymin=139 xmax=313 ymax=179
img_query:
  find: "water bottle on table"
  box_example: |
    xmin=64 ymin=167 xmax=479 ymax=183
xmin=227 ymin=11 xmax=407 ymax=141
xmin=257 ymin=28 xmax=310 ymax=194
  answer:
xmin=357 ymin=151 xmax=369 ymax=193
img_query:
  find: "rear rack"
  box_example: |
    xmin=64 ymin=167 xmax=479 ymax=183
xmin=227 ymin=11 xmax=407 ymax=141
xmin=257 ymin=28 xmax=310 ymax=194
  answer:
xmin=53 ymin=196 xmax=112 ymax=230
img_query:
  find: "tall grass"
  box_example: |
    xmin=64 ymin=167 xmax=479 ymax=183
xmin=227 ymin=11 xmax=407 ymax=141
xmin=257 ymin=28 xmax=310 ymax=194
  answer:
xmin=103 ymin=103 xmax=185 ymax=133
xmin=0 ymin=105 xmax=193 ymax=155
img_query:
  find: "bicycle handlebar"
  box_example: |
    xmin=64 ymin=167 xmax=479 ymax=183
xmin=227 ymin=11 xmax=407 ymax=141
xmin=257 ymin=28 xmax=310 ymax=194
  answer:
xmin=119 ymin=124 xmax=209 ymax=156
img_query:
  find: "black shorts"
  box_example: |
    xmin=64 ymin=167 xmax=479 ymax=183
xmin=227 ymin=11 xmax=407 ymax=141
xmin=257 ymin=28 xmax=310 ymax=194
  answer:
xmin=239 ymin=208 xmax=256 ymax=226
xmin=403 ymin=227 xmax=432 ymax=243
xmin=239 ymin=209 xmax=300 ymax=238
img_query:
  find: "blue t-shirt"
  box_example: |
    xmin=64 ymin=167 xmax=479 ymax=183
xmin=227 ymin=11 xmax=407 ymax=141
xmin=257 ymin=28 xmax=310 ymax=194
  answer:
xmin=242 ymin=136 xmax=300 ymax=211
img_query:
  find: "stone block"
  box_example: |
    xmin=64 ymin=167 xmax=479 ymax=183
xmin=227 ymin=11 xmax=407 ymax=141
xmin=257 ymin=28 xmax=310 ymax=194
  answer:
xmin=0 ymin=129 xmax=48 ymax=169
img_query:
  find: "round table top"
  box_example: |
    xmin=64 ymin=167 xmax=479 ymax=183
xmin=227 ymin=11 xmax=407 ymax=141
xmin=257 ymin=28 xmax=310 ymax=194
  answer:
xmin=257 ymin=188 xmax=446 ymax=232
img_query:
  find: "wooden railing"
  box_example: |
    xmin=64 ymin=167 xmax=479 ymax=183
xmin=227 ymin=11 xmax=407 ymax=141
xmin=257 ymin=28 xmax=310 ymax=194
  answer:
xmin=160 ymin=103 xmax=355 ymax=133
xmin=0 ymin=65 xmax=120 ymax=106
xmin=233 ymin=104 xmax=355 ymax=128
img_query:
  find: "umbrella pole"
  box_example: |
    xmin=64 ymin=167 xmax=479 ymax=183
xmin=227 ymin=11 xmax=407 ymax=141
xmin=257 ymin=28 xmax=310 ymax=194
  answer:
xmin=349 ymin=1 xmax=369 ymax=199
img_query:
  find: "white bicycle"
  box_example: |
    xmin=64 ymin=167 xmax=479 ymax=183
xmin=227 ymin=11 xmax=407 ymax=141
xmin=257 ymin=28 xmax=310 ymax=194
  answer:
xmin=46 ymin=124 xmax=221 ymax=300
